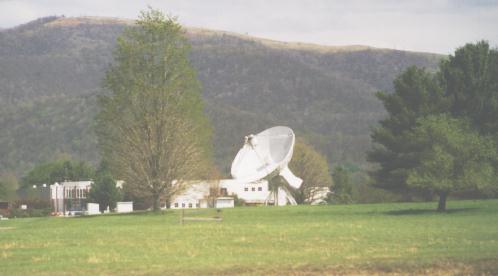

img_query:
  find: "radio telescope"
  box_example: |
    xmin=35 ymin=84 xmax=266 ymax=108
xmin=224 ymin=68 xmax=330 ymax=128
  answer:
xmin=231 ymin=126 xmax=303 ymax=205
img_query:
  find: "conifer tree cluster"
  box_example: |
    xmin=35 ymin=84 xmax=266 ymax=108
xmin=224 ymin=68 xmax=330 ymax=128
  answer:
xmin=369 ymin=41 xmax=498 ymax=211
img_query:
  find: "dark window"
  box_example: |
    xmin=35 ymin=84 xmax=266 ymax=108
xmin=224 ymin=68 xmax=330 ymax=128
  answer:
xmin=181 ymin=203 xmax=185 ymax=208
xmin=196 ymin=203 xmax=199 ymax=208
xmin=252 ymin=187 xmax=256 ymax=191
xmin=220 ymin=188 xmax=228 ymax=196
xmin=188 ymin=203 xmax=192 ymax=208
xmin=174 ymin=203 xmax=178 ymax=208
xmin=244 ymin=187 xmax=248 ymax=191
xmin=258 ymin=187 xmax=262 ymax=191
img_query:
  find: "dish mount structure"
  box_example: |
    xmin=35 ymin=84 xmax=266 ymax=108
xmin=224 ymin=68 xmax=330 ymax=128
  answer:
xmin=231 ymin=126 xmax=303 ymax=205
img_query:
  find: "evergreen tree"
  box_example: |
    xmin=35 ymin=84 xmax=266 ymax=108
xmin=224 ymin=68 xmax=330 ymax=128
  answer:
xmin=369 ymin=42 xmax=498 ymax=209
xmin=368 ymin=66 xmax=448 ymax=192
xmin=441 ymin=41 xmax=498 ymax=135
xmin=331 ymin=166 xmax=353 ymax=204
xmin=88 ymin=173 xmax=122 ymax=212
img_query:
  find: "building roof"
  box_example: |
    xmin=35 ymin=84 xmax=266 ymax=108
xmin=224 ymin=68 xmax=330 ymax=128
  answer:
xmin=53 ymin=181 xmax=93 ymax=188
xmin=216 ymin=197 xmax=235 ymax=200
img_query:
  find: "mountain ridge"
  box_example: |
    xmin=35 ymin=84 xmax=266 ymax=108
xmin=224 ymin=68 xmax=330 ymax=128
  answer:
xmin=31 ymin=16 xmax=441 ymax=55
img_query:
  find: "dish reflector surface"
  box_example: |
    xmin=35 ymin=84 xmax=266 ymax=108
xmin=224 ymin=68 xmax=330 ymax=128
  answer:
xmin=231 ymin=126 xmax=302 ymax=188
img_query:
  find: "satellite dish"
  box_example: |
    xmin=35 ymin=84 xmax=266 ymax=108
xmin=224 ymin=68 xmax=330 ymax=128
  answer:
xmin=231 ymin=126 xmax=303 ymax=189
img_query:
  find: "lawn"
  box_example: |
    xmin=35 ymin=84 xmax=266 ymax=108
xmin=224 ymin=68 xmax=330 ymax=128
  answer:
xmin=1 ymin=199 xmax=498 ymax=275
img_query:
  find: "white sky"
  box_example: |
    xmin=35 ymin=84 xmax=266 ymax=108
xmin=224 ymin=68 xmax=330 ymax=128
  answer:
xmin=1 ymin=0 xmax=497 ymax=54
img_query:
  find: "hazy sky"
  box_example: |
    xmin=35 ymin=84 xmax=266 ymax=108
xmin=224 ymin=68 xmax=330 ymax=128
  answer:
xmin=1 ymin=0 xmax=497 ymax=54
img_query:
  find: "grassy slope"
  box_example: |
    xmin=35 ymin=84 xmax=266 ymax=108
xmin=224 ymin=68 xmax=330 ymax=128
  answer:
xmin=1 ymin=200 xmax=497 ymax=275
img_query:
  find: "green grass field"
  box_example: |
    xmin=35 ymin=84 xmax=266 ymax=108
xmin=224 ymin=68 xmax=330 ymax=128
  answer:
xmin=1 ymin=199 xmax=498 ymax=275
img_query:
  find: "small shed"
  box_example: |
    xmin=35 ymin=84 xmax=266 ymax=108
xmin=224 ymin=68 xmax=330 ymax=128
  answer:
xmin=87 ymin=203 xmax=100 ymax=215
xmin=116 ymin=202 xmax=133 ymax=213
xmin=215 ymin=197 xmax=234 ymax=208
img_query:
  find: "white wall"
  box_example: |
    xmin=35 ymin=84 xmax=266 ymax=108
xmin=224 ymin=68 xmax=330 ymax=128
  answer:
xmin=87 ymin=203 xmax=100 ymax=215
xmin=170 ymin=182 xmax=210 ymax=209
xmin=215 ymin=198 xmax=234 ymax=208
xmin=169 ymin=178 xmax=297 ymax=208
xmin=220 ymin=179 xmax=270 ymax=204
xmin=116 ymin=202 xmax=133 ymax=213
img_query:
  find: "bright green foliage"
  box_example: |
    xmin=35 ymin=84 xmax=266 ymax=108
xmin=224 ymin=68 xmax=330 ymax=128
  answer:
xmin=289 ymin=141 xmax=332 ymax=204
xmin=21 ymin=159 xmax=95 ymax=188
xmin=96 ymin=9 xmax=213 ymax=210
xmin=88 ymin=173 xmax=122 ymax=212
xmin=331 ymin=166 xmax=353 ymax=204
xmin=406 ymin=115 xmax=497 ymax=210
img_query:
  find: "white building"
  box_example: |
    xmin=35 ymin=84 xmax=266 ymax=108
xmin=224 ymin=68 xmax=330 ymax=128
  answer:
xmin=170 ymin=182 xmax=211 ymax=209
xmin=47 ymin=180 xmax=130 ymax=214
xmin=50 ymin=181 xmax=93 ymax=214
xmin=170 ymin=179 xmax=298 ymax=209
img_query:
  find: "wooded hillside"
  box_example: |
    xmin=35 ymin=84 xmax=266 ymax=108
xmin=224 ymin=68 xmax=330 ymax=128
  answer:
xmin=0 ymin=16 xmax=442 ymax=176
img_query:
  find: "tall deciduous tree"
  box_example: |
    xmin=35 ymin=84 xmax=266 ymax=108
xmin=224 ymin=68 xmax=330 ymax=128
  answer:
xmin=406 ymin=115 xmax=497 ymax=211
xmin=96 ymin=9 xmax=213 ymax=211
xmin=289 ymin=141 xmax=332 ymax=204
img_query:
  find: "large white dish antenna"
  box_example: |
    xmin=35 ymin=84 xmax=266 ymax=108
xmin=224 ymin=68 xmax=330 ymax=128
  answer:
xmin=231 ymin=126 xmax=303 ymax=189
